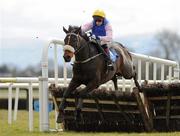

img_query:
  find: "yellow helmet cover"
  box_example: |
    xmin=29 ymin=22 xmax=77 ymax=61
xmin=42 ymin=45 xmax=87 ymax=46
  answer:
xmin=93 ymin=9 xmax=106 ymax=18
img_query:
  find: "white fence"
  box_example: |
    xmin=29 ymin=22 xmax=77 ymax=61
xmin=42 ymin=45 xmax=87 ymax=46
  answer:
xmin=0 ymin=38 xmax=179 ymax=132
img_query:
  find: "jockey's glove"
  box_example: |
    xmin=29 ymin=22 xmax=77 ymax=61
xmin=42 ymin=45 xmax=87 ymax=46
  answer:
xmin=96 ymin=36 xmax=100 ymax=40
xmin=91 ymin=34 xmax=100 ymax=40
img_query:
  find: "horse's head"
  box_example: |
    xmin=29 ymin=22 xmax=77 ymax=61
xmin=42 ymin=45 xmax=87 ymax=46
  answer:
xmin=63 ymin=26 xmax=83 ymax=62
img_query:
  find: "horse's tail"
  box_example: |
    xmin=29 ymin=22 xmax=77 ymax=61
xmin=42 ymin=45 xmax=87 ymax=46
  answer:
xmin=113 ymin=42 xmax=133 ymax=60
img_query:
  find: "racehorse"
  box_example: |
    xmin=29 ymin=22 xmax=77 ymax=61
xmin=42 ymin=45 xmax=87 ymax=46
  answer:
xmin=57 ymin=25 xmax=140 ymax=123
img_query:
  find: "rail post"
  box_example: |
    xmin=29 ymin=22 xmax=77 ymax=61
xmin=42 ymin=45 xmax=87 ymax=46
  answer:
xmin=39 ymin=39 xmax=64 ymax=132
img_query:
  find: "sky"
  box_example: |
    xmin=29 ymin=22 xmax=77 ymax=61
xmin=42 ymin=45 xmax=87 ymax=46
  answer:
xmin=0 ymin=0 xmax=180 ymax=68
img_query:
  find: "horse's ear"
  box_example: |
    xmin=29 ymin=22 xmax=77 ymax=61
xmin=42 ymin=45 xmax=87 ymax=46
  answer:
xmin=68 ymin=25 xmax=73 ymax=32
xmin=75 ymin=26 xmax=82 ymax=34
xmin=63 ymin=27 xmax=68 ymax=34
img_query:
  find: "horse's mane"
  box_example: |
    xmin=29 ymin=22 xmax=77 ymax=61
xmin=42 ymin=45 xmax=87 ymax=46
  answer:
xmin=68 ymin=25 xmax=79 ymax=33
xmin=68 ymin=25 xmax=89 ymax=41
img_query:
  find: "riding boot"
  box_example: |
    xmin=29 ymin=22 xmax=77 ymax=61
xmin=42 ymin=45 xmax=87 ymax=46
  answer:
xmin=92 ymin=41 xmax=114 ymax=70
xmin=101 ymin=44 xmax=114 ymax=71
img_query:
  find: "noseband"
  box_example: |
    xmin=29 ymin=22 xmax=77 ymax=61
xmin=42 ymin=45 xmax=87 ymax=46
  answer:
xmin=64 ymin=33 xmax=85 ymax=55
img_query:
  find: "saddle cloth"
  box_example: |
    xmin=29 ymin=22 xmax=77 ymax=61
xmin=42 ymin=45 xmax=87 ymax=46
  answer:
xmin=109 ymin=48 xmax=119 ymax=62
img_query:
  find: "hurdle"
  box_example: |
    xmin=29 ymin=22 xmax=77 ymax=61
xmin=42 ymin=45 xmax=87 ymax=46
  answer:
xmin=39 ymin=38 xmax=179 ymax=132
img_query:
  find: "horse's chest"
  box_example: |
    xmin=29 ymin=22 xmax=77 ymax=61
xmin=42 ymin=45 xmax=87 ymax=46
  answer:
xmin=73 ymin=65 xmax=96 ymax=80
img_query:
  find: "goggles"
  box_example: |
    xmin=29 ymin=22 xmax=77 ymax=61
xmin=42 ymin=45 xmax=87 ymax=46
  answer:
xmin=95 ymin=19 xmax=103 ymax=22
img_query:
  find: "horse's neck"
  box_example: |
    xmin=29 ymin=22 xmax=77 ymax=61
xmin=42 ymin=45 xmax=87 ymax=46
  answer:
xmin=89 ymin=43 xmax=99 ymax=55
xmin=75 ymin=42 xmax=90 ymax=61
xmin=75 ymin=41 xmax=98 ymax=61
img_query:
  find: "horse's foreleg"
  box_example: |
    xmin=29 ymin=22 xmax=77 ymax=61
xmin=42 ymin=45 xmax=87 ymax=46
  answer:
xmin=77 ymin=80 xmax=99 ymax=109
xmin=74 ymin=80 xmax=99 ymax=122
xmin=59 ymin=80 xmax=80 ymax=110
xmin=57 ymin=80 xmax=80 ymax=123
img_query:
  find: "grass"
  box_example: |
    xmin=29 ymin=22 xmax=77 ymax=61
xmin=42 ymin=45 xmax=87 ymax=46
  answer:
xmin=0 ymin=110 xmax=180 ymax=136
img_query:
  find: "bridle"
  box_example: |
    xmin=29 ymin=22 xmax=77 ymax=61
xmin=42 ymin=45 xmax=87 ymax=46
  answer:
xmin=64 ymin=33 xmax=85 ymax=55
xmin=64 ymin=32 xmax=102 ymax=64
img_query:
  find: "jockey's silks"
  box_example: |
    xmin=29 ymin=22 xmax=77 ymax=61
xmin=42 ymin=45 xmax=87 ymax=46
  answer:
xmin=92 ymin=18 xmax=109 ymax=37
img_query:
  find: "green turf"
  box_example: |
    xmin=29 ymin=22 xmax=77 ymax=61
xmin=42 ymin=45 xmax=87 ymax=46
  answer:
xmin=0 ymin=110 xmax=180 ymax=136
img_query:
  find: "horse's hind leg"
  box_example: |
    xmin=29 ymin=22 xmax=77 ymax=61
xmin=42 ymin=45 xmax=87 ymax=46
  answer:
xmin=112 ymin=75 xmax=118 ymax=91
xmin=133 ymin=71 xmax=142 ymax=92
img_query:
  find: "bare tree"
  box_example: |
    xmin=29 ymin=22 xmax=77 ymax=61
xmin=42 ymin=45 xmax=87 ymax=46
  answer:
xmin=155 ymin=30 xmax=180 ymax=63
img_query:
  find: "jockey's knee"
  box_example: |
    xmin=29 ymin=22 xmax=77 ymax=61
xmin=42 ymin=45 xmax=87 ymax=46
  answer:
xmin=101 ymin=44 xmax=108 ymax=49
xmin=101 ymin=44 xmax=109 ymax=55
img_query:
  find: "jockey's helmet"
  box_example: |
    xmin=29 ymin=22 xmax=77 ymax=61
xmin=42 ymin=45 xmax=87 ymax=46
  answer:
xmin=92 ymin=9 xmax=106 ymax=18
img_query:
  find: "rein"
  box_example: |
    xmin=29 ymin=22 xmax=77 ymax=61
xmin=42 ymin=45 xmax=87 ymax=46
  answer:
xmin=74 ymin=42 xmax=85 ymax=55
xmin=74 ymin=53 xmax=102 ymax=64
xmin=64 ymin=32 xmax=102 ymax=64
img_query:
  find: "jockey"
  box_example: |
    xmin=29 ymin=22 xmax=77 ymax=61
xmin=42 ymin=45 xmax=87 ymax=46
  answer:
xmin=81 ymin=9 xmax=113 ymax=70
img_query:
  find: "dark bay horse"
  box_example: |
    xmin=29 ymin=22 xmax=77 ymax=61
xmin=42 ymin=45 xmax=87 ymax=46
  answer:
xmin=57 ymin=25 xmax=140 ymax=123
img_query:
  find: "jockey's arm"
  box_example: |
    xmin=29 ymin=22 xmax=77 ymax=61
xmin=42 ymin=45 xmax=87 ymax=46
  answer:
xmin=81 ymin=22 xmax=93 ymax=32
xmin=99 ymin=23 xmax=113 ymax=43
